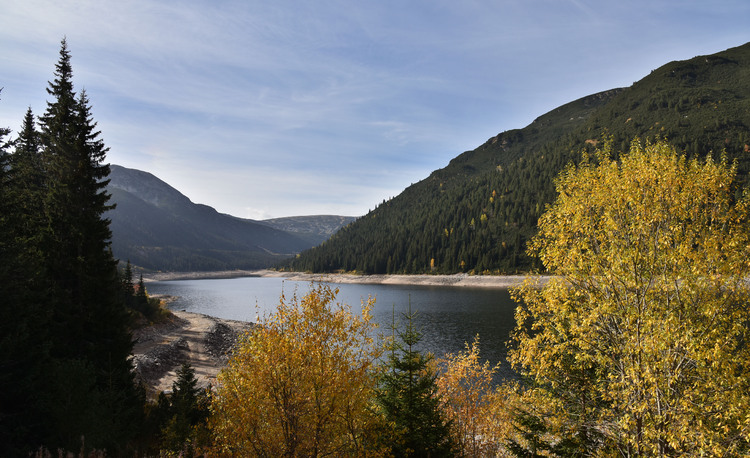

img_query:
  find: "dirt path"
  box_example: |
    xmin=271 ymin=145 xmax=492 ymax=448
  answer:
xmin=131 ymin=310 xmax=254 ymax=395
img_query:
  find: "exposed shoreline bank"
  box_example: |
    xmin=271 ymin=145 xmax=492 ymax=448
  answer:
xmin=131 ymin=309 xmax=254 ymax=394
xmin=143 ymin=269 xmax=551 ymax=289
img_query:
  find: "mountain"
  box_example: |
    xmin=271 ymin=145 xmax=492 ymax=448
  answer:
xmin=106 ymin=165 xmax=352 ymax=271
xmin=261 ymin=215 xmax=357 ymax=247
xmin=284 ymin=42 xmax=750 ymax=275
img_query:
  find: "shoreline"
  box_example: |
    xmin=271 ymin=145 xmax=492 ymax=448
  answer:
xmin=131 ymin=309 xmax=254 ymax=395
xmin=144 ymin=269 xmax=551 ymax=289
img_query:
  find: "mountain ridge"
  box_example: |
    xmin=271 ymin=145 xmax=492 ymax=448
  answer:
xmin=107 ymin=165 xmax=354 ymax=271
xmin=283 ymin=42 xmax=750 ymax=274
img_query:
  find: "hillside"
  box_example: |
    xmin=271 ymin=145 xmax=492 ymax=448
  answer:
xmin=261 ymin=215 xmax=357 ymax=247
xmin=107 ymin=165 xmax=351 ymax=271
xmin=284 ymin=42 xmax=750 ymax=274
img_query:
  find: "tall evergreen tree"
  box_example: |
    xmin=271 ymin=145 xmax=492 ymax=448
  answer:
xmin=0 ymin=92 xmax=11 ymax=175
xmin=0 ymin=91 xmax=12 ymax=206
xmin=36 ymin=38 xmax=142 ymax=452
xmin=1 ymin=97 xmax=60 ymax=457
xmin=376 ymin=308 xmax=453 ymax=457
xmin=122 ymin=259 xmax=135 ymax=297
xmin=9 ymin=108 xmax=46 ymax=236
xmin=1 ymin=94 xmax=58 ymax=457
xmin=161 ymin=363 xmax=210 ymax=454
xmin=0 ymin=91 xmax=11 ymax=220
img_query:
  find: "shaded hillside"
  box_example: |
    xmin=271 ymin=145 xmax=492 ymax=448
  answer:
xmin=284 ymin=42 xmax=750 ymax=274
xmin=108 ymin=165 xmax=313 ymax=271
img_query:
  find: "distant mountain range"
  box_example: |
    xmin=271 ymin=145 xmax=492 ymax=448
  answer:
xmin=260 ymin=215 xmax=357 ymax=245
xmin=283 ymin=41 xmax=750 ymax=274
xmin=106 ymin=165 xmax=355 ymax=271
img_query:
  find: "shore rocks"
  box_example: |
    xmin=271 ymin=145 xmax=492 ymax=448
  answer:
xmin=131 ymin=311 xmax=253 ymax=394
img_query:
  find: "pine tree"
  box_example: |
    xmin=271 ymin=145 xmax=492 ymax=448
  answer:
xmin=137 ymin=274 xmax=147 ymax=300
xmin=0 ymin=90 xmax=12 ymax=216
xmin=0 ymin=95 xmax=57 ymax=456
xmin=161 ymin=363 xmax=210 ymax=454
xmin=0 ymin=92 xmax=13 ymax=261
xmin=135 ymin=273 xmax=151 ymax=316
xmin=376 ymin=308 xmax=453 ymax=457
xmin=122 ymin=259 xmax=135 ymax=297
xmin=37 ymin=38 xmax=142 ymax=452
xmin=9 ymin=107 xmax=46 ymax=248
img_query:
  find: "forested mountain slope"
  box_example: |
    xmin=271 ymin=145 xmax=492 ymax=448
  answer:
xmin=284 ymin=42 xmax=750 ymax=274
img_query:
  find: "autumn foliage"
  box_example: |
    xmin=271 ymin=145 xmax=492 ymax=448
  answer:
xmin=511 ymin=139 xmax=750 ymax=455
xmin=208 ymin=283 xmax=385 ymax=456
xmin=435 ymin=337 xmax=511 ymax=457
xmin=207 ymin=138 xmax=750 ymax=456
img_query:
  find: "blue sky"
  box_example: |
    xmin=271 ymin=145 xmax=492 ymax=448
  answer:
xmin=2 ymin=1 xmax=749 ymax=219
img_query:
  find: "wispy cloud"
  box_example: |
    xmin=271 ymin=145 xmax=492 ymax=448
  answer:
xmin=2 ymin=0 xmax=749 ymax=217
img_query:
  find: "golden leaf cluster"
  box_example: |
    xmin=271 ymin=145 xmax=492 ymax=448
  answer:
xmin=208 ymin=283 xmax=385 ymax=457
xmin=511 ymin=138 xmax=750 ymax=455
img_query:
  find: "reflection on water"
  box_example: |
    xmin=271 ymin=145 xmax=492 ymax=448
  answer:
xmin=146 ymin=277 xmax=520 ymax=380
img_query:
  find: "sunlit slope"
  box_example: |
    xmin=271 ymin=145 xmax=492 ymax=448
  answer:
xmin=284 ymin=42 xmax=750 ymax=274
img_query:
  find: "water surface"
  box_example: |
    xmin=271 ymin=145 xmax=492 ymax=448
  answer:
xmin=146 ymin=277 xmax=520 ymax=379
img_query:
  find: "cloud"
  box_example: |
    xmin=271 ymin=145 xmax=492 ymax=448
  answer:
xmin=2 ymin=0 xmax=750 ymax=219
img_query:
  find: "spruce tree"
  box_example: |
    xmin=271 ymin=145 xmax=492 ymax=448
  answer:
xmin=135 ymin=273 xmax=152 ymax=316
xmin=0 ymin=93 xmax=12 ymax=240
xmin=0 ymin=97 xmax=56 ymax=456
xmin=9 ymin=107 xmax=46 ymax=241
xmin=0 ymin=91 xmax=11 ymax=207
xmin=37 ymin=38 xmax=142 ymax=452
xmin=376 ymin=308 xmax=453 ymax=457
xmin=122 ymin=259 xmax=135 ymax=297
xmin=161 ymin=363 xmax=210 ymax=454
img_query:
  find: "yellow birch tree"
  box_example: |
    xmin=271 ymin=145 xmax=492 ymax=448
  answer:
xmin=511 ymin=139 xmax=750 ymax=456
xmin=208 ymin=283 xmax=385 ymax=457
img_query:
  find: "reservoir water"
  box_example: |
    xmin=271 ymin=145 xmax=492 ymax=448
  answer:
xmin=146 ymin=277 xmax=520 ymax=379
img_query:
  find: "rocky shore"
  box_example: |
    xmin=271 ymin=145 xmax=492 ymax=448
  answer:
xmin=131 ymin=309 xmax=254 ymax=395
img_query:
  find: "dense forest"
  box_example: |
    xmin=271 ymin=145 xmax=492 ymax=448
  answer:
xmin=283 ymin=42 xmax=750 ymax=274
xmin=0 ymin=40 xmax=152 ymax=455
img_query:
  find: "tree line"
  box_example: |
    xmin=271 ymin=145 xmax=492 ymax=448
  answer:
xmin=0 ymin=39 xmax=154 ymax=455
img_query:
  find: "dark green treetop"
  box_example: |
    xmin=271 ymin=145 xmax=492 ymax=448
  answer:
xmin=376 ymin=307 xmax=454 ymax=457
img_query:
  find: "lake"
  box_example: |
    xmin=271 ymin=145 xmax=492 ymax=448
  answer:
xmin=146 ymin=277 xmax=521 ymax=379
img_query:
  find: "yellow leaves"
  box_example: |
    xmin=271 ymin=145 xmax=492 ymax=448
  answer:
xmin=208 ymin=283 xmax=384 ymax=457
xmin=512 ymin=138 xmax=750 ymax=455
xmin=534 ymin=138 xmax=749 ymax=287
xmin=436 ymin=337 xmax=506 ymax=457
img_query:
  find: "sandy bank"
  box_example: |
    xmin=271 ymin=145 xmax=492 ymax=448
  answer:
xmin=131 ymin=309 xmax=254 ymax=395
xmin=145 ymin=269 xmax=551 ymax=289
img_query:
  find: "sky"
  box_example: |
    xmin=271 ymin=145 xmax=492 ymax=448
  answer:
xmin=2 ymin=1 xmax=749 ymax=219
